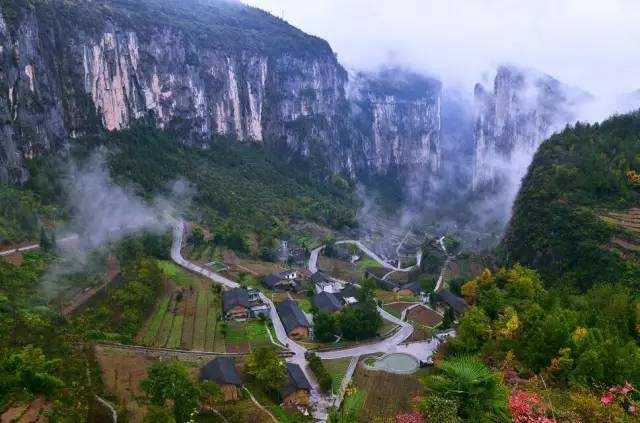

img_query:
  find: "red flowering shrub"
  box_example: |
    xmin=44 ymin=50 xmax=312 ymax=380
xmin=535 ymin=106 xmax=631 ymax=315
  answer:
xmin=601 ymin=382 xmax=639 ymax=415
xmin=395 ymin=411 xmax=425 ymax=423
xmin=508 ymin=390 xmax=555 ymax=423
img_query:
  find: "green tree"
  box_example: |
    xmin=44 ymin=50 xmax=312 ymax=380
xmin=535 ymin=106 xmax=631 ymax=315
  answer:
xmin=422 ymin=356 xmax=508 ymax=422
xmin=0 ymin=345 xmax=63 ymax=399
xmin=187 ymin=227 xmax=206 ymax=248
xmin=139 ymin=361 xmax=199 ymax=423
xmin=244 ymin=348 xmax=287 ymax=395
xmin=452 ymin=307 xmax=491 ymax=353
xmin=418 ymin=395 xmax=462 ymax=423
xmin=313 ymin=312 xmax=338 ymax=342
xmin=143 ymin=406 xmax=176 ymax=423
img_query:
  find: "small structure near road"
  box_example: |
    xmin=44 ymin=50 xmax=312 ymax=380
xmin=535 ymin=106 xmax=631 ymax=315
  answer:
xmin=276 ymin=299 xmax=310 ymax=339
xmin=200 ymin=357 xmax=242 ymax=401
xmin=222 ymin=288 xmax=251 ymax=320
xmin=263 ymin=271 xmax=302 ymax=292
xmin=312 ymin=291 xmax=343 ymax=314
xmin=436 ymin=290 xmax=469 ymax=317
xmin=281 ymin=363 xmax=311 ymax=409
xmin=223 ymin=288 xmax=269 ymax=320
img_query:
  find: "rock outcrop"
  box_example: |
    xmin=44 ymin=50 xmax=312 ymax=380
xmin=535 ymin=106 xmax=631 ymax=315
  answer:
xmin=348 ymin=68 xmax=442 ymax=175
xmin=472 ymin=65 xmax=589 ymax=193
xmin=0 ymin=0 xmax=447 ymax=185
xmin=0 ymin=0 xmax=354 ymax=183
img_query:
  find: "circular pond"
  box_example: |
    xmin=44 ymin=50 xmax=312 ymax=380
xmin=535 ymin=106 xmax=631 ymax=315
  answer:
xmin=365 ymin=353 xmax=420 ymax=374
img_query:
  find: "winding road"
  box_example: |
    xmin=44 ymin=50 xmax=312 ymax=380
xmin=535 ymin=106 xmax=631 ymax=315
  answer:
xmin=169 ymin=219 xmax=449 ymax=421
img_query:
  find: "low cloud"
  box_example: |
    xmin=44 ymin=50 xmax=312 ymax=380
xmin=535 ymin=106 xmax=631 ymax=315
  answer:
xmin=42 ymin=150 xmax=190 ymax=297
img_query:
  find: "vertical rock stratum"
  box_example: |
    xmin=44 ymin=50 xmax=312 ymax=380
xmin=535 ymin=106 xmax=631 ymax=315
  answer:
xmin=0 ymin=0 xmax=447 ymax=185
xmin=472 ymin=65 xmax=590 ymax=194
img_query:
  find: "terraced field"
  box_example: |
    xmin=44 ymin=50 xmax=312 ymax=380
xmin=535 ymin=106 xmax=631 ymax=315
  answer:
xmin=601 ymin=208 xmax=640 ymax=256
xmin=137 ymin=263 xmax=223 ymax=351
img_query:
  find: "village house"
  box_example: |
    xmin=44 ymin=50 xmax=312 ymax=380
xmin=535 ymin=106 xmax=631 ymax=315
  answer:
xmin=222 ymin=288 xmax=250 ymax=320
xmin=312 ymin=271 xmax=343 ymax=294
xmin=280 ymin=363 xmax=311 ymax=409
xmin=436 ymin=290 xmax=469 ymax=317
xmin=335 ymin=283 xmax=360 ymax=305
xmin=276 ymin=299 xmax=310 ymax=339
xmin=263 ymin=271 xmax=302 ymax=292
xmin=200 ymin=357 xmax=242 ymax=401
xmin=312 ymin=291 xmax=343 ymax=314
xmin=398 ymin=281 xmax=423 ymax=297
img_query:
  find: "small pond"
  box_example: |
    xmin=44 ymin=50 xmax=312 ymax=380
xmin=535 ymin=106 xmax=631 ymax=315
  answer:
xmin=364 ymin=353 xmax=419 ymax=374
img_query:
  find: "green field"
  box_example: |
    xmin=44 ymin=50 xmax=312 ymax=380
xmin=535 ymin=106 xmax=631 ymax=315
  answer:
xmin=224 ymin=320 xmax=271 ymax=350
xmin=137 ymin=266 xmax=223 ymax=351
xmin=157 ymin=260 xmax=193 ymax=286
xmin=355 ymin=257 xmax=379 ymax=271
xmin=322 ymin=357 xmax=352 ymax=393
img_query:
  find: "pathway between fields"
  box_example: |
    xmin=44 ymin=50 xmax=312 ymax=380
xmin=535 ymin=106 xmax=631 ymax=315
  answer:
xmin=171 ymin=219 xmax=452 ymax=421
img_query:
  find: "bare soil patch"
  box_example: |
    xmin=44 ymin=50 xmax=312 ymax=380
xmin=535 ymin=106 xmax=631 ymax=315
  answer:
xmin=406 ymin=305 xmax=443 ymax=328
xmin=95 ymin=345 xmax=153 ymax=422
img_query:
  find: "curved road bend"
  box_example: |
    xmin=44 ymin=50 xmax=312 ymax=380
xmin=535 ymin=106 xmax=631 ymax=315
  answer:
xmin=312 ymin=239 xmax=421 ymax=273
xmin=170 ymin=221 xmax=330 ymax=420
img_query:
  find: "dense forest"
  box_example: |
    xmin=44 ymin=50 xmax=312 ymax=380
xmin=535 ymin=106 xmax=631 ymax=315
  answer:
xmin=0 ymin=125 xmax=357 ymax=251
xmin=504 ymin=112 xmax=640 ymax=290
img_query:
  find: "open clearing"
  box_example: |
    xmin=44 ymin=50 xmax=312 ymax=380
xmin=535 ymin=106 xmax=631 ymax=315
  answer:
xmin=223 ymin=320 xmax=273 ymax=353
xmin=318 ymin=256 xmax=363 ymax=283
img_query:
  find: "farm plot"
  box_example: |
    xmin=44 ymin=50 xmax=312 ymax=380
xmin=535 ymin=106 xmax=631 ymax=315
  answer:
xmin=223 ymin=320 xmax=272 ymax=353
xmin=137 ymin=264 xmax=223 ymax=351
xmin=322 ymin=357 xmax=352 ymax=393
xmin=352 ymin=365 xmax=423 ymax=422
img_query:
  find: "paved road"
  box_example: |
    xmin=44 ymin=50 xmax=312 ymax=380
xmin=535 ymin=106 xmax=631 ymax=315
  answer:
xmin=170 ymin=220 xmax=329 ymax=420
xmin=316 ymin=306 xmax=413 ymax=360
xmin=171 ymin=221 xmax=239 ymax=289
xmin=0 ymin=234 xmax=79 ymax=257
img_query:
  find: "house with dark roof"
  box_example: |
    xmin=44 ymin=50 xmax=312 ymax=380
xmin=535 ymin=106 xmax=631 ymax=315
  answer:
xmin=281 ymin=363 xmax=311 ymax=408
xmin=399 ymin=281 xmax=423 ymax=296
xmin=222 ymin=288 xmax=250 ymax=320
xmin=312 ymin=291 xmax=343 ymax=314
xmin=436 ymin=290 xmax=469 ymax=316
xmin=336 ymin=283 xmax=360 ymax=302
xmin=276 ymin=299 xmax=310 ymax=339
xmin=310 ymin=271 xmax=330 ymax=285
xmin=200 ymin=357 xmax=242 ymax=401
xmin=263 ymin=272 xmax=299 ymax=291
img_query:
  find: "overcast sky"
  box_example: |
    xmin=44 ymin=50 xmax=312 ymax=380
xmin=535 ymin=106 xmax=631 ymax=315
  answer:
xmin=242 ymin=0 xmax=640 ymax=97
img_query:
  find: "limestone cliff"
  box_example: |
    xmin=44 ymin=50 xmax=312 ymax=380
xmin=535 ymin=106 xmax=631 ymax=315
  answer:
xmin=0 ymin=0 xmax=355 ymax=183
xmin=348 ymin=68 xmax=442 ymax=175
xmin=472 ymin=65 xmax=589 ymax=193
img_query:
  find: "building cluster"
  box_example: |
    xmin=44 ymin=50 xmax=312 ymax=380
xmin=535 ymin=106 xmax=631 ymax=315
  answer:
xmin=199 ymin=357 xmax=312 ymax=409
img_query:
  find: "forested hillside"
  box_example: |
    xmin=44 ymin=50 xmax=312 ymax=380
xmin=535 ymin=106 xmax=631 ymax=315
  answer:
xmin=503 ymin=111 xmax=640 ymax=289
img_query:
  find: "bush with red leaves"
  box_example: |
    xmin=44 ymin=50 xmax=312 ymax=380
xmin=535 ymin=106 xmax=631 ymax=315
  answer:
xmin=395 ymin=411 xmax=425 ymax=423
xmin=508 ymin=390 xmax=555 ymax=423
xmin=601 ymin=382 xmax=639 ymax=415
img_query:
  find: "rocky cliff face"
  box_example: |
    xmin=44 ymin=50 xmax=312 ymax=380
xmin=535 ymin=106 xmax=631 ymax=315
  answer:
xmin=348 ymin=68 xmax=442 ymax=175
xmin=0 ymin=0 xmax=446 ymax=186
xmin=472 ymin=65 xmax=588 ymax=193
xmin=0 ymin=0 xmax=356 ymax=184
